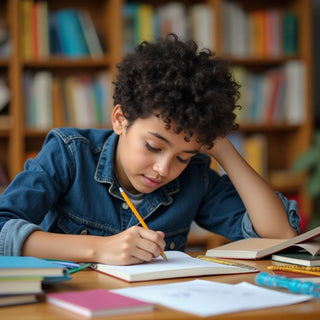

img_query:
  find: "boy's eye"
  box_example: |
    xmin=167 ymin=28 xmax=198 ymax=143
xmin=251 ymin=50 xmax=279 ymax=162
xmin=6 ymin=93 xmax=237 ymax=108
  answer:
xmin=146 ymin=142 xmax=190 ymax=164
xmin=177 ymin=157 xmax=190 ymax=164
xmin=146 ymin=142 xmax=161 ymax=152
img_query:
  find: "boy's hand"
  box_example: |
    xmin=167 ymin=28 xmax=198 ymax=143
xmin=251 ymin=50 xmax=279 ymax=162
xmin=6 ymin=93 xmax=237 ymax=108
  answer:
xmin=200 ymin=137 xmax=232 ymax=163
xmin=95 ymin=226 xmax=166 ymax=265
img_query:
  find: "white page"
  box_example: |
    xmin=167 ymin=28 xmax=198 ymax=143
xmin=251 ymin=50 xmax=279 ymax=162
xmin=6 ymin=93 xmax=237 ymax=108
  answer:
xmin=95 ymin=251 xmax=236 ymax=275
xmin=113 ymin=279 xmax=312 ymax=317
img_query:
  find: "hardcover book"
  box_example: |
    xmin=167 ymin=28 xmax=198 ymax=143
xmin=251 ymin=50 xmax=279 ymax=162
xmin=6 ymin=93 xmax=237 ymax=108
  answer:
xmin=0 ymin=294 xmax=39 ymax=307
xmin=272 ymin=252 xmax=320 ymax=267
xmin=0 ymin=256 xmax=66 ymax=277
xmin=0 ymin=276 xmax=43 ymax=295
xmin=55 ymin=9 xmax=89 ymax=57
xmin=205 ymin=226 xmax=320 ymax=260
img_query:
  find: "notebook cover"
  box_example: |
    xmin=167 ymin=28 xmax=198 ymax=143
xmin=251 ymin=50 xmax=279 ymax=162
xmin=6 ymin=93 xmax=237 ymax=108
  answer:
xmin=0 ymin=256 xmax=65 ymax=277
xmin=46 ymin=288 xmax=154 ymax=317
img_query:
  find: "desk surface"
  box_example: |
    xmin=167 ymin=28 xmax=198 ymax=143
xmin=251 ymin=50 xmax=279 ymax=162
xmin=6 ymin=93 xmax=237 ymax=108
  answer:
xmin=2 ymin=259 xmax=320 ymax=320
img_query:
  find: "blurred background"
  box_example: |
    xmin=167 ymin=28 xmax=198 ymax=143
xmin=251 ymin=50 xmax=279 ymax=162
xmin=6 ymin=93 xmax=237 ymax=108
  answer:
xmin=0 ymin=0 xmax=319 ymax=249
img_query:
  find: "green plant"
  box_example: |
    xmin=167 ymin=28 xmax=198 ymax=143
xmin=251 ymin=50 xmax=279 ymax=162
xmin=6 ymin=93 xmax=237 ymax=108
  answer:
xmin=293 ymin=130 xmax=320 ymax=198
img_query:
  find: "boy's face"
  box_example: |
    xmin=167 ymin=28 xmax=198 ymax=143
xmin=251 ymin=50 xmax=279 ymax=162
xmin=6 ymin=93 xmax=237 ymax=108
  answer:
xmin=112 ymin=105 xmax=200 ymax=194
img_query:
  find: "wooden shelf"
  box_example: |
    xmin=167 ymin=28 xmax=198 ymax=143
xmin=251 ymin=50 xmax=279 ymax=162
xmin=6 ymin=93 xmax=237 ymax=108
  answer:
xmin=0 ymin=115 xmax=12 ymax=134
xmin=0 ymin=58 xmax=9 ymax=67
xmin=228 ymin=55 xmax=300 ymax=66
xmin=239 ymin=123 xmax=301 ymax=132
xmin=23 ymin=56 xmax=111 ymax=68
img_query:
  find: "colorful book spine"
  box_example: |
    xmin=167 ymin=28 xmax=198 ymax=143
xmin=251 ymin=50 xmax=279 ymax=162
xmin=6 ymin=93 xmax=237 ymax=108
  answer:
xmin=77 ymin=9 xmax=104 ymax=57
xmin=36 ymin=1 xmax=50 ymax=59
xmin=55 ymin=9 xmax=89 ymax=57
xmin=283 ymin=11 xmax=299 ymax=54
xmin=21 ymin=0 xmax=33 ymax=59
xmin=48 ymin=12 xmax=62 ymax=55
xmin=219 ymin=3 xmax=299 ymax=57
xmin=122 ymin=3 xmax=139 ymax=53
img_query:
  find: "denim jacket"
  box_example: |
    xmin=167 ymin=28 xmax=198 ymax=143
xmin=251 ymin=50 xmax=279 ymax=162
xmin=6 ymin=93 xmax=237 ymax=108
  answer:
xmin=0 ymin=128 xmax=300 ymax=256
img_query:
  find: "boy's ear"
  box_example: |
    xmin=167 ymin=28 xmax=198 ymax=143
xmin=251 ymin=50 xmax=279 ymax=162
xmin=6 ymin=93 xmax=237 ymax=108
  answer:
xmin=112 ymin=105 xmax=127 ymax=134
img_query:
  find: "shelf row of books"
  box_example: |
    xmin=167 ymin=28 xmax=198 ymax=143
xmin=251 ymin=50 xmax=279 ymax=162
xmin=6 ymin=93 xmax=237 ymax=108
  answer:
xmin=232 ymin=60 xmax=305 ymax=125
xmin=0 ymin=256 xmax=69 ymax=307
xmin=23 ymin=71 xmax=113 ymax=129
xmin=222 ymin=0 xmax=299 ymax=57
xmin=123 ymin=2 xmax=214 ymax=53
xmin=18 ymin=0 xmax=300 ymax=59
xmin=21 ymin=0 xmax=104 ymax=59
xmin=122 ymin=1 xmax=299 ymax=58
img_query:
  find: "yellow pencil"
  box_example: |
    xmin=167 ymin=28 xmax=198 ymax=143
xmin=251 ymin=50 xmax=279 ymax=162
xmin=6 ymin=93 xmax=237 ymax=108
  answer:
xmin=119 ymin=187 xmax=168 ymax=262
xmin=197 ymin=255 xmax=258 ymax=271
xmin=268 ymin=265 xmax=320 ymax=276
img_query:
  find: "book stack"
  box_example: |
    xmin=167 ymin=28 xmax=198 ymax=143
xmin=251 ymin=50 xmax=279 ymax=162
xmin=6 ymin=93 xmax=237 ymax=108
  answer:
xmin=204 ymin=226 xmax=320 ymax=282
xmin=272 ymin=251 xmax=320 ymax=267
xmin=0 ymin=256 xmax=70 ymax=307
xmin=205 ymin=226 xmax=320 ymax=260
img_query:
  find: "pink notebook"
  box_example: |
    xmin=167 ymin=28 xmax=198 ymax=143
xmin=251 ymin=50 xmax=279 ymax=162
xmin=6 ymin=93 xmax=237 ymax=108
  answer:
xmin=46 ymin=288 xmax=154 ymax=317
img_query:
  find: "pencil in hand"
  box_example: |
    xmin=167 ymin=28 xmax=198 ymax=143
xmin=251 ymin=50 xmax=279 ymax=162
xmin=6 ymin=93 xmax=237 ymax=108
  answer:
xmin=119 ymin=187 xmax=168 ymax=262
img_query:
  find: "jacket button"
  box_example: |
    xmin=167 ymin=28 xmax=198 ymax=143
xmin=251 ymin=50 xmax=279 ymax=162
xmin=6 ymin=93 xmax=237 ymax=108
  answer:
xmin=122 ymin=202 xmax=129 ymax=210
xmin=169 ymin=241 xmax=175 ymax=249
xmin=80 ymin=229 xmax=88 ymax=235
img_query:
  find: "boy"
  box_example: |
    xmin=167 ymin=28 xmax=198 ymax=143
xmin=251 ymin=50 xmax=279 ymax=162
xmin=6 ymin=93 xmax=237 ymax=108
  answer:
xmin=0 ymin=34 xmax=299 ymax=265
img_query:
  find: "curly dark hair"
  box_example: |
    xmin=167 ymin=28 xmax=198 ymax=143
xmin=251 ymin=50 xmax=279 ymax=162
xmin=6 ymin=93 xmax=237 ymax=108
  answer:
xmin=113 ymin=34 xmax=240 ymax=148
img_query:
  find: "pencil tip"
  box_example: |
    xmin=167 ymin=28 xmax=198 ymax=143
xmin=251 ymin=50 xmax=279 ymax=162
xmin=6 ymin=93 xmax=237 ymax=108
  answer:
xmin=161 ymin=252 xmax=168 ymax=262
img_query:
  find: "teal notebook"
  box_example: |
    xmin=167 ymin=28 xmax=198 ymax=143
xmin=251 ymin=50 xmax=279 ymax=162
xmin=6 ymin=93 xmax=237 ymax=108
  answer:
xmin=0 ymin=256 xmax=67 ymax=278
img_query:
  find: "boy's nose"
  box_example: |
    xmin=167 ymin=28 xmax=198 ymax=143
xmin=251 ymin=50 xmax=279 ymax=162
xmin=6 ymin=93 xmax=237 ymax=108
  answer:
xmin=153 ymin=158 xmax=170 ymax=177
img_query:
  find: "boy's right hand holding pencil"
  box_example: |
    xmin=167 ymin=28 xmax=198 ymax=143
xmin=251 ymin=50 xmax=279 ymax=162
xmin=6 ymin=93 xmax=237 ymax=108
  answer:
xmin=95 ymin=225 xmax=166 ymax=266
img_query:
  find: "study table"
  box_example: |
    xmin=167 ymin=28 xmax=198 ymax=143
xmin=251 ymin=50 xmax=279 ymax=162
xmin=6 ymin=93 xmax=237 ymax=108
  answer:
xmin=2 ymin=258 xmax=320 ymax=320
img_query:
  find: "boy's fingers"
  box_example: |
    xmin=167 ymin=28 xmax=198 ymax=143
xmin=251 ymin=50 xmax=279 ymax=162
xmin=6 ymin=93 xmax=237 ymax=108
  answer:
xmin=139 ymin=228 xmax=166 ymax=249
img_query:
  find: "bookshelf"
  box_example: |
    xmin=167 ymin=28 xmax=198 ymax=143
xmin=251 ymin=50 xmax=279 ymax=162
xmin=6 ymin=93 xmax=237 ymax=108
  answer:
xmin=1 ymin=0 xmax=122 ymax=181
xmin=0 ymin=0 xmax=314 ymax=243
xmin=218 ymin=0 xmax=314 ymax=227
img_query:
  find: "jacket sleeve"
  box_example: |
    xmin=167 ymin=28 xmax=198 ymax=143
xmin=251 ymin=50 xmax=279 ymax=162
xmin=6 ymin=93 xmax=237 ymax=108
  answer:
xmin=0 ymin=219 xmax=42 ymax=255
xmin=241 ymin=192 xmax=301 ymax=238
xmin=0 ymin=131 xmax=74 ymax=256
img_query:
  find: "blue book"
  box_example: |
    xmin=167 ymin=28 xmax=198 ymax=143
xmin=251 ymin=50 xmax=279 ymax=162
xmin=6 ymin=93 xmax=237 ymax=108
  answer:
xmin=48 ymin=12 xmax=62 ymax=55
xmin=122 ymin=3 xmax=139 ymax=53
xmin=0 ymin=256 xmax=66 ymax=278
xmin=55 ymin=9 xmax=89 ymax=57
xmin=250 ymin=74 xmax=263 ymax=121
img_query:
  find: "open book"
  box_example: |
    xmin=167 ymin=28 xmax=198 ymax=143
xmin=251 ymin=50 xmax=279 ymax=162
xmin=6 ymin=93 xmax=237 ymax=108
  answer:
xmin=91 ymin=251 xmax=257 ymax=282
xmin=205 ymin=226 xmax=320 ymax=260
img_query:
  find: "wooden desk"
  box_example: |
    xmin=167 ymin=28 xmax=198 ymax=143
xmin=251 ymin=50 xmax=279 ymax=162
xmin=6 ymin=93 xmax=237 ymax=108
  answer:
xmin=1 ymin=259 xmax=320 ymax=320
